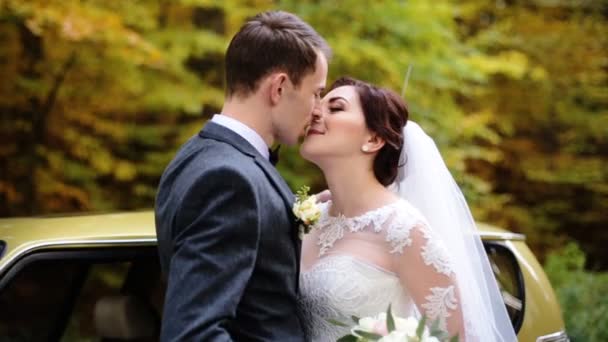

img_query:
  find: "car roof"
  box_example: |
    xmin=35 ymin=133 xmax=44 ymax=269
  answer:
xmin=0 ymin=211 xmax=156 ymax=274
xmin=0 ymin=210 xmax=525 ymax=274
xmin=475 ymin=222 xmax=526 ymax=241
xmin=0 ymin=211 xmax=157 ymax=247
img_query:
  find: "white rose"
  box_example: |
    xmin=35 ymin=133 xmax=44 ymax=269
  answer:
xmin=355 ymin=316 xmax=378 ymax=332
xmin=421 ymin=336 xmax=441 ymax=342
xmin=292 ymin=202 xmax=301 ymax=214
xmin=292 ymin=202 xmax=305 ymax=218
xmin=293 ymin=197 xmax=320 ymax=224
xmin=353 ymin=313 xmax=388 ymax=336
xmin=394 ymin=316 xmax=419 ymax=335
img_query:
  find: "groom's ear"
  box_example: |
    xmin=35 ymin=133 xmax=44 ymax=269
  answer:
xmin=363 ymin=134 xmax=385 ymax=153
xmin=269 ymin=73 xmax=288 ymax=105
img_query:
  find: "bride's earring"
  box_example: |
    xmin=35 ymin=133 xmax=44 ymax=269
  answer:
xmin=361 ymin=145 xmax=369 ymax=152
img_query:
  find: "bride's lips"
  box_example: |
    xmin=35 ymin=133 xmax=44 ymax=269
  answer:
xmin=306 ymin=128 xmax=325 ymax=136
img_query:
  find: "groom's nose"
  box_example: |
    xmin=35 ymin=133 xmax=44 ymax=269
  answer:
xmin=311 ymin=105 xmax=323 ymax=121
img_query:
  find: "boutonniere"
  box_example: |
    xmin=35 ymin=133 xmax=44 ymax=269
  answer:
xmin=292 ymin=185 xmax=321 ymax=240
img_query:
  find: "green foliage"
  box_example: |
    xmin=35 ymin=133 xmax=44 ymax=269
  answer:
xmin=295 ymin=185 xmax=311 ymax=202
xmin=454 ymin=0 xmax=608 ymax=266
xmin=0 ymin=0 xmax=270 ymax=215
xmin=544 ymin=243 xmax=608 ymax=342
xmin=0 ymin=0 xmax=605 ymax=272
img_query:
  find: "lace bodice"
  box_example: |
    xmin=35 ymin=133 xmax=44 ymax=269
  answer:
xmin=298 ymin=199 xmax=467 ymax=341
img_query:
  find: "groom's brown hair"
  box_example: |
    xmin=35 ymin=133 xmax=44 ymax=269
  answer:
xmin=225 ymin=11 xmax=331 ymax=97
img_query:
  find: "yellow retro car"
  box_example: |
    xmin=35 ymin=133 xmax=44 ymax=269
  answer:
xmin=0 ymin=212 xmax=568 ymax=341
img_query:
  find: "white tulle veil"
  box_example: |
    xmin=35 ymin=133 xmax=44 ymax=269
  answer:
xmin=391 ymin=121 xmax=517 ymax=341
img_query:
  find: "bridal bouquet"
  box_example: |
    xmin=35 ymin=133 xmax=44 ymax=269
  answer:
xmin=331 ymin=305 xmax=459 ymax=342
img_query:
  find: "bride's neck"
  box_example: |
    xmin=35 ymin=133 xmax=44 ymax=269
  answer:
xmin=321 ymin=163 xmax=397 ymax=217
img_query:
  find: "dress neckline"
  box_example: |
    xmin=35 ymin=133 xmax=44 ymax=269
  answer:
xmin=314 ymin=199 xmax=420 ymax=256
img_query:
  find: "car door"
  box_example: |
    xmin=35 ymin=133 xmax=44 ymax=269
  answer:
xmin=0 ymin=245 xmax=164 ymax=342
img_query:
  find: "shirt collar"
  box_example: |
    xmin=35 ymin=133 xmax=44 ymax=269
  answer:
xmin=210 ymin=114 xmax=269 ymax=160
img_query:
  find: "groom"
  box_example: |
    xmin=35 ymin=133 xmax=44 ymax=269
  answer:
xmin=155 ymin=10 xmax=330 ymax=341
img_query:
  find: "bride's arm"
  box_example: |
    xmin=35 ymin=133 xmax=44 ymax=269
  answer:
xmin=389 ymin=222 xmax=466 ymax=340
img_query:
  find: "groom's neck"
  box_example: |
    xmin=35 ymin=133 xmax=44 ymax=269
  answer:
xmin=221 ymin=96 xmax=274 ymax=147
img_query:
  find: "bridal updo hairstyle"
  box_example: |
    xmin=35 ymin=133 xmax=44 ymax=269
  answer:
xmin=328 ymin=77 xmax=408 ymax=186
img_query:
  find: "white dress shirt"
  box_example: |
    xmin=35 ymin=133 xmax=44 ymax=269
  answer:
xmin=211 ymin=114 xmax=270 ymax=160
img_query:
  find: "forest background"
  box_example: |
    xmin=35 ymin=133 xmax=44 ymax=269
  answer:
xmin=0 ymin=0 xmax=606 ymax=339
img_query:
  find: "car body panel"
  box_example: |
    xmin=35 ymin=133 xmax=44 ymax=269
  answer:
xmin=506 ymin=239 xmax=566 ymax=341
xmin=0 ymin=212 xmax=156 ymax=276
xmin=0 ymin=212 xmax=567 ymax=341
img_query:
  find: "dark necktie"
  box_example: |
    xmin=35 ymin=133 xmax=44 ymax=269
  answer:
xmin=269 ymin=145 xmax=280 ymax=166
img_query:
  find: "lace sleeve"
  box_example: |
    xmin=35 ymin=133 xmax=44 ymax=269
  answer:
xmin=387 ymin=215 xmax=465 ymax=338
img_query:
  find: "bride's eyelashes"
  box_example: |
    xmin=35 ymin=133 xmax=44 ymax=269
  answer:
xmin=325 ymin=96 xmax=348 ymax=114
xmin=327 ymin=100 xmax=347 ymax=113
xmin=328 ymin=106 xmax=343 ymax=113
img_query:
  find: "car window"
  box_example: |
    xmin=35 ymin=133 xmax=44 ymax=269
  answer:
xmin=0 ymin=247 xmax=164 ymax=342
xmin=0 ymin=259 xmax=83 ymax=340
xmin=484 ymin=242 xmax=525 ymax=332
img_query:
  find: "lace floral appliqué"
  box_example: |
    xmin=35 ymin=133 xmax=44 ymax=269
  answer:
xmin=385 ymin=218 xmax=417 ymax=254
xmin=421 ymin=285 xmax=458 ymax=331
xmin=384 ymin=211 xmax=454 ymax=276
xmin=420 ymin=229 xmax=454 ymax=276
xmin=316 ymin=202 xmax=398 ymax=256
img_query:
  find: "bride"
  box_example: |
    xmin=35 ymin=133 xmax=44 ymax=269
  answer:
xmin=298 ymin=77 xmax=517 ymax=341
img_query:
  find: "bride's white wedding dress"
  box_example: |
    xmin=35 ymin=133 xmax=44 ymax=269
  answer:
xmin=298 ymin=121 xmax=517 ymax=342
xmin=299 ymin=199 xmax=470 ymax=341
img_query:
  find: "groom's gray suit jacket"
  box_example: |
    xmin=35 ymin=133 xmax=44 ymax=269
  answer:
xmin=155 ymin=122 xmax=305 ymax=341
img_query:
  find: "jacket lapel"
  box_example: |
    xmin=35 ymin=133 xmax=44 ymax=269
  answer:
xmin=199 ymin=122 xmax=301 ymax=241
xmin=253 ymin=158 xmax=296 ymax=218
xmin=253 ymin=156 xmax=302 ymax=291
